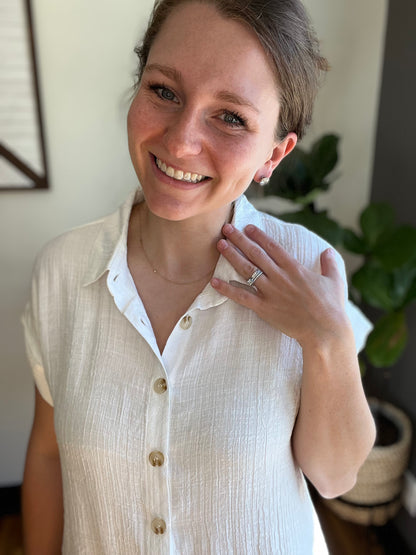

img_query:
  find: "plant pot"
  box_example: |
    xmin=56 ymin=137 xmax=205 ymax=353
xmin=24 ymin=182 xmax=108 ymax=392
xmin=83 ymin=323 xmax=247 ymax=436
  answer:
xmin=323 ymin=398 xmax=412 ymax=526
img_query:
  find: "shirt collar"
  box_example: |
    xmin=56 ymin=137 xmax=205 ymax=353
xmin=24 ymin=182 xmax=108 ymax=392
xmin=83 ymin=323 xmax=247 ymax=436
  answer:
xmin=82 ymin=188 xmax=143 ymax=287
xmin=83 ymin=188 xmax=264 ymax=310
xmin=188 ymin=194 xmax=264 ymax=311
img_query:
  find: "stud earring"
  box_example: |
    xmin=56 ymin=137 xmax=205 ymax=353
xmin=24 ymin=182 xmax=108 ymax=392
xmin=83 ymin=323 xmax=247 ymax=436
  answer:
xmin=259 ymin=177 xmax=270 ymax=186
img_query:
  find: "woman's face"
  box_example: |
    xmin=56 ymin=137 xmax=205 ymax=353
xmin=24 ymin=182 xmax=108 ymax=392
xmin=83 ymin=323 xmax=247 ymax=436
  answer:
xmin=127 ymin=1 xmax=296 ymax=222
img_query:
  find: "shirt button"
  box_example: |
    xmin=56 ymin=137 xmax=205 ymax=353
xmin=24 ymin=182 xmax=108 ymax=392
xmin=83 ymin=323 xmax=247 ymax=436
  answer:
xmin=151 ymin=517 xmax=166 ymax=535
xmin=180 ymin=315 xmax=192 ymax=330
xmin=149 ymin=451 xmax=164 ymax=467
xmin=153 ymin=378 xmax=167 ymax=394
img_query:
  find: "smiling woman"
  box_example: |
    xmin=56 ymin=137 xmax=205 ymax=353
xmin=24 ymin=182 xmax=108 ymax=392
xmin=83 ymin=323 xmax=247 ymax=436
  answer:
xmin=127 ymin=2 xmax=293 ymax=223
xmin=21 ymin=0 xmax=375 ymax=553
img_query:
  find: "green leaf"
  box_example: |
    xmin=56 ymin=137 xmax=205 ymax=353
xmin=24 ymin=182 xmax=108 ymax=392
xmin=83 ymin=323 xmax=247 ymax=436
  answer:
xmin=342 ymin=228 xmax=368 ymax=254
xmin=373 ymin=225 xmax=416 ymax=270
xmin=265 ymin=133 xmax=340 ymax=204
xmin=309 ymin=134 xmax=340 ymax=185
xmin=402 ymin=275 xmax=416 ymax=307
xmin=293 ymin=188 xmax=326 ymax=205
xmin=351 ymin=263 xmax=398 ymax=311
xmin=265 ymin=148 xmax=310 ymax=201
xmin=360 ymin=203 xmax=395 ymax=248
xmin=278 ymin=208 xmax=343 ymax=246
xmin=365 ymin=311 xmax=407 ymax=367
xmin=391 ymin=266 xmax=416 ymax=309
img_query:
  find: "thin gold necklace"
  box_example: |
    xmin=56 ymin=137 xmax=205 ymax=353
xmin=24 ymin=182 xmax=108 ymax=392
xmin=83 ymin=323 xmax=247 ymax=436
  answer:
xmin=139 ymin=210 xmax=219 ymax=286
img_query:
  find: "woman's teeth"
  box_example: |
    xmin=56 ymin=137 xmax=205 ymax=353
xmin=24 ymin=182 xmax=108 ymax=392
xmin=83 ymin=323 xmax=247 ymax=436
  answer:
xmin=156 ymin=157 xmax=205 ymax=183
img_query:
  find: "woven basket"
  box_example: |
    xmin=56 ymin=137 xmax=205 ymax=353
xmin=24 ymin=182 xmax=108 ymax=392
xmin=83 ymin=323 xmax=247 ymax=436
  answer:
xmin=323 ymin=398 xmax=412 ymax=526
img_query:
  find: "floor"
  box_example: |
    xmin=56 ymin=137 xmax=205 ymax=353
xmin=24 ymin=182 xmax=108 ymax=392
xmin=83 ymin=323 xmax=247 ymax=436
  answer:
xmin=0 ymin=515 xmax=22 ymax=555
xmin=0 ymin=499 xmax=413 ymax=555
xmin=313 ymin=492 xmax=414 ymax=555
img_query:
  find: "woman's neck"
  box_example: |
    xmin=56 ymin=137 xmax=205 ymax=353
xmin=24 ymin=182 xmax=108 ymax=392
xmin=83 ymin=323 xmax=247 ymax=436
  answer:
xmin=133 ymin=202 xmax=233 ymax=283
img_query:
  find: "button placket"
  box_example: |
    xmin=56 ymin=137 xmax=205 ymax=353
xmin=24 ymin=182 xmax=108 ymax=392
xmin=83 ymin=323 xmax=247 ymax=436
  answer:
xmin=146 ymin=368 xmax=171 ymax=550
xmin=145 ymin=311 xmax=195 ymax=547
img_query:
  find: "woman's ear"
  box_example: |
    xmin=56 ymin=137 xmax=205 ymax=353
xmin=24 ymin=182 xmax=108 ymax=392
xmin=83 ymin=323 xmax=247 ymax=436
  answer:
xmin=254 ymin=132 xmax=297 ymax=183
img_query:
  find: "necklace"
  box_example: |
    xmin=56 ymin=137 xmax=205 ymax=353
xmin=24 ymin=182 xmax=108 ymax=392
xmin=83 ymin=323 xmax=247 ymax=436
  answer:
xmin=138 ymin=210 xmax=219 ymax=286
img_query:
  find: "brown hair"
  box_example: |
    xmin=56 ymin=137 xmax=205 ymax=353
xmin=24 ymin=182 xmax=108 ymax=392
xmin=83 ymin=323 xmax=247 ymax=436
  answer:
xmin=134 ymin=0 xmax=329 ymax=140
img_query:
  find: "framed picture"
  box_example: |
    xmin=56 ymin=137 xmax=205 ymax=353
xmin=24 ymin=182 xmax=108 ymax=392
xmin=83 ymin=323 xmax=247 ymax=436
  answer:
xmin=0 ymin=0 xmax=49 ymax=190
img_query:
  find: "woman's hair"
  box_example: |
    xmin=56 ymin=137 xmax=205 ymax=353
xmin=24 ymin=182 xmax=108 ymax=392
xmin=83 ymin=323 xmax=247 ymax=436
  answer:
xmin=134 ymin=0 xmax=329 ymax=140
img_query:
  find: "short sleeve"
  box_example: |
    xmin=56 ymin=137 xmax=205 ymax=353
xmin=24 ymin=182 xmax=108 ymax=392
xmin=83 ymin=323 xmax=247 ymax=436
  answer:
xmin=345 ymin=300 xmax=372 ymax=353
xmin=317 ymin=242 xmax=372 ymax=355
xmin=331 ymin=248 xmax=373 ymax=354
xmin=21 ymin=301 xmax=54 ymax=406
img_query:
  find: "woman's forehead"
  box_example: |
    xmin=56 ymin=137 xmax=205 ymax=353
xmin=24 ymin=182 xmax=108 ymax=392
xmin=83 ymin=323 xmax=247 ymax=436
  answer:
xmin=146 ymin=2 xmax=279 ymax=102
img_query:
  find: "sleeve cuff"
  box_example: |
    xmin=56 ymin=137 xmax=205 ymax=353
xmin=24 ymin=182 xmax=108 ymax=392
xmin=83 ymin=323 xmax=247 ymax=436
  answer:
xmin=346 ymin=300 xmax=373 ymax=353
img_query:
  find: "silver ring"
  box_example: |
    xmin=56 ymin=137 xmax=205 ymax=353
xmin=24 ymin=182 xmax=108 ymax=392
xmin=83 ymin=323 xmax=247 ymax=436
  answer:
xmin=246 ymin=268 xmax=264 ymax=286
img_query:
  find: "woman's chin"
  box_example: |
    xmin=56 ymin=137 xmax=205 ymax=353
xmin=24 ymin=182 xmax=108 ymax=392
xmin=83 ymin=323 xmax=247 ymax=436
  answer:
xmin=141 ymin=193 xmax=196 ymax=222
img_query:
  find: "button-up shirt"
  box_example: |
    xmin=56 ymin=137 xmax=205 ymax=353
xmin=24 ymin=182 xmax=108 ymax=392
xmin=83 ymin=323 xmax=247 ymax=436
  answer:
xmin=22 ymin=188 xmax=371 ymax=554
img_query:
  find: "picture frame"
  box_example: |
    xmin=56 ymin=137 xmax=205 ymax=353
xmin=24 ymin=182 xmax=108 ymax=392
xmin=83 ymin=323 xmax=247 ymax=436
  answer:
xmin=0 ymin=0 xmax=49 ymax=190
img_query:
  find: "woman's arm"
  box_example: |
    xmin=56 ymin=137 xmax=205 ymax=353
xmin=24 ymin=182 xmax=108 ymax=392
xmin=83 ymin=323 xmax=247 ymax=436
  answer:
xmin=291 ymin=313 xmax=376 ymax=498
xmin=22 ymin=387 xmax=63 ymax=554
xmin=211 ymin=223 xmax=376 ymax=498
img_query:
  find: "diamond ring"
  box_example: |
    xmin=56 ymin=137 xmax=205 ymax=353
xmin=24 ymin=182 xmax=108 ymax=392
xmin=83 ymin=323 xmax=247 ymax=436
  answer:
xmin=246 ymin=268 xmax=264 ymax=286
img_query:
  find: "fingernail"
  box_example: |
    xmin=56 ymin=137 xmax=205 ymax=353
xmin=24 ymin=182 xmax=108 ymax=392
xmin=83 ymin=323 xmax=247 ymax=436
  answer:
xmin=223 ymin=223 xmax=234 ymax=235
xmin=211 ymin=278 xmax=220 ymax=287
xmin=217 ymin=239 xmax=228 ymax=251
xmin=245 ymin=224 xmax=255 ymax=234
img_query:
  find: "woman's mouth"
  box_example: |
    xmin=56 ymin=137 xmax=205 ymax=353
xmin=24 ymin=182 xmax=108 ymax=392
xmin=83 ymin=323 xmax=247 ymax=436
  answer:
xmin=154 ymin=156 xmax=208 ymax=184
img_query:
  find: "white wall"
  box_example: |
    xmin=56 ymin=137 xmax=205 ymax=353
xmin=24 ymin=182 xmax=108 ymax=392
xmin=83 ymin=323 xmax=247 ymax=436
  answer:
xmin=0 ymin=0 xmax=388 ymax=484
xmin=305 ymin=0 xmax=389 ymax=227
xmin=0 ymin=0 xmax=156 ymax=485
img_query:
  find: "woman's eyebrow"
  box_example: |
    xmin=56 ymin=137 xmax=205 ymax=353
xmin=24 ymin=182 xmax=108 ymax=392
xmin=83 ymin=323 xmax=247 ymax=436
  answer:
xmin=144 ymin=63 xmax=259 ymax=113
xmin=144 ymin=63 xmax=183 ymax=83
xmin=215 ymin=91 xmax=260 ymax=113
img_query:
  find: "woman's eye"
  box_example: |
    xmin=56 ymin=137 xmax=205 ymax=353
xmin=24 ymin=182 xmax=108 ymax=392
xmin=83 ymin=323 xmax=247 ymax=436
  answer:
xmin=150 ymin=84 xmax=178 ymax=103
xmin=221 ymin=111 xmax=247 ymax=128
xmin=160 ymin=88 xmax=176 ymax=101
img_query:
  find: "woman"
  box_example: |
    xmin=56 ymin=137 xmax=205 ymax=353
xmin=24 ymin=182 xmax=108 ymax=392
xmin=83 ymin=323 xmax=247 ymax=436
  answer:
xmin=22 ymin=0 xmax=376 ymax=553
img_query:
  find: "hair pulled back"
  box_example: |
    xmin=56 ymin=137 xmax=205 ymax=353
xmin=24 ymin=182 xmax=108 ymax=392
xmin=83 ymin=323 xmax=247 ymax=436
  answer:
xmin=134 ymin=0 xmax=328 ymax=140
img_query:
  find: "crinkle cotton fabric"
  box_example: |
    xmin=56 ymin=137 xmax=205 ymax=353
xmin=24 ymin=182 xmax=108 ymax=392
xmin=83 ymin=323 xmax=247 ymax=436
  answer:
xmin=22 ymin=188 xmax=371 ymax=554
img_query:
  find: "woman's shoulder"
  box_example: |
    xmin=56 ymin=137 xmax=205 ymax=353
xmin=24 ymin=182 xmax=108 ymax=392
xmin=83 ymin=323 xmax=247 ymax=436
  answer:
xmin=33 ymin=191 xmax=137 ymax=278
xmin=245 ymin=199 xmax=335 ymax=268
xmin=266 ymin=213 xmax=331 ymax=251
xmin=34 ymin=217 xmax=106 ymax=276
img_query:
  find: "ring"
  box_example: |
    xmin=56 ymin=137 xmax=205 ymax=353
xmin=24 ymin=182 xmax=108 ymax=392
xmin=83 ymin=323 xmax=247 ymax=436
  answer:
xmin=246 ymin=268 xmax=264 ymax=286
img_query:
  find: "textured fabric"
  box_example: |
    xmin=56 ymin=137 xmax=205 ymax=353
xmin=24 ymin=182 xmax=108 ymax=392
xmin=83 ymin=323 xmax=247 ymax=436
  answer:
xmin=22 ymin=188 xmax=371 ymax=554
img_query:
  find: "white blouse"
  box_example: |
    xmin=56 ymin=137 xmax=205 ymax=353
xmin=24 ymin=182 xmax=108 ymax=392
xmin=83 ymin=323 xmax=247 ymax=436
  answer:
xmin=23 ymin=188 xmax=371 ymax=554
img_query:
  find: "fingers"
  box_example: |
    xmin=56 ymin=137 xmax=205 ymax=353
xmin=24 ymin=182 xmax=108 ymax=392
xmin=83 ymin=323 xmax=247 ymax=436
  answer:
xmin=223 ymin=223 xmax=294 ymax=270
xmin=320 ymin=248 xmax=345 ymax=304
xmin=211 ymin=276 xmax=261 ymax=311
xmin=211 ymin=225 xmax=347 ymax=340
xmin=320 ymin=248 xmax=340 ymax=279
xmin=220 ymin=224 xmax=275 ymax=278
xmin=217 ymin=238 xmax=267 ymax=286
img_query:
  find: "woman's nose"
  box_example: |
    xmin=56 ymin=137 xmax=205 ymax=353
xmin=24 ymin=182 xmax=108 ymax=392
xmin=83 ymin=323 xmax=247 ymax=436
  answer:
xmin=163 ymin=109 xmax=204 ymax=159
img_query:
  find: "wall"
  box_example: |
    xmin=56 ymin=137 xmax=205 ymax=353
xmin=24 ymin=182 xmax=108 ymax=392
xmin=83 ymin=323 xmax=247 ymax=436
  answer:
xmin=0 ymin=0 xmax=156 ymax=484
xmin=303 ymin=0 xmax=388 ymax=229
xmin=0 ymin=0 xmax=388 ymax=485
xmin=366 ymin=0 xmax=416 ymax=549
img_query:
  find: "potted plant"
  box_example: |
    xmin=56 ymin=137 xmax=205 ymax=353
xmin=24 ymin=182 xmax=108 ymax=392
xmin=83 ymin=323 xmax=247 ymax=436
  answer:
xmin=250 ymin=134 xmax=415 ymax=525
xmin=326 ymin=202 xmax=415 ymax=525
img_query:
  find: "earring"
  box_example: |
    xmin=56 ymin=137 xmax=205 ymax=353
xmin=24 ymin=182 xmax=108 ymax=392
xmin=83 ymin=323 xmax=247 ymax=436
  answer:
xmin=259 ymin=177 xmax=270 ymax=186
